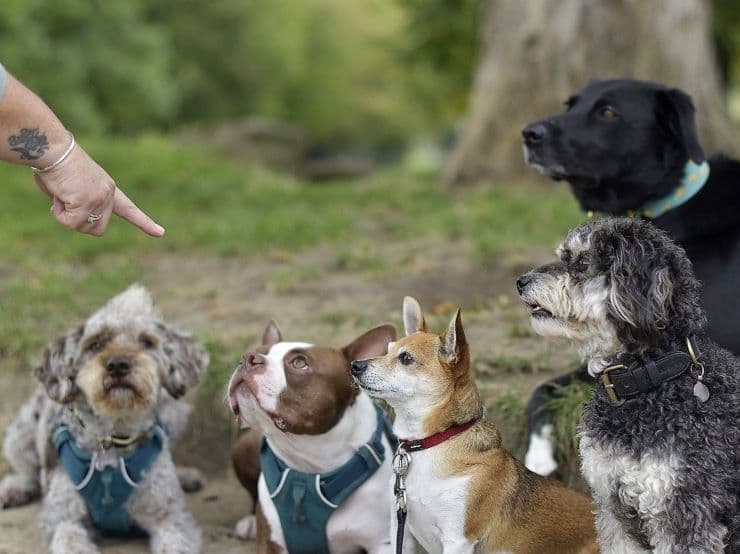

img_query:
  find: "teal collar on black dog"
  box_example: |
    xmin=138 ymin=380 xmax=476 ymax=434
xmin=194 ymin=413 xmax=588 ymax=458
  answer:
xmin=587 ymin=160 xmax=710 ymax=220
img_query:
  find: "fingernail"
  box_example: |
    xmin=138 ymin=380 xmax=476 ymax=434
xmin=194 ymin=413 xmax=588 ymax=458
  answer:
xmin=154 ymin=224 xmax=165 ymax=236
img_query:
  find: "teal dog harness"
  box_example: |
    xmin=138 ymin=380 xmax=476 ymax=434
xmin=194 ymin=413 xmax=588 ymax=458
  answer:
xmin=260 ymin=404 xmax=392 ymax=554
xmin=53 ymin=424 xmax=165 ymax=536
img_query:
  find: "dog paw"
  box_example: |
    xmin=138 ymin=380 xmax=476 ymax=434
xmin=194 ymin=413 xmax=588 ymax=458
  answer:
xmin=234 ymin=515 xmax=257 ymax=541
xmin=176 ymin=466 xmax=206 ymax=493
xmin=524 ymin=425 xmax=558 ymax=476
xmin=0 ymin=475 xmax=39 ymax=509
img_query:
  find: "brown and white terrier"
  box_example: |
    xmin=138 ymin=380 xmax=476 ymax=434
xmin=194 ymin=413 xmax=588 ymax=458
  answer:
xmin=351 ymin=297 xmax=599 ymax=554
xmin=229 ymin=321 xmax=411 ymax=553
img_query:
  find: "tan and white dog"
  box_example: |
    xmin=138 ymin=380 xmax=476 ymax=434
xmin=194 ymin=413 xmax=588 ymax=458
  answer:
xmin=228 ymin=321 xmax=413 ymax=554
xmin=351 ymin=297 xmax=599 ymax=554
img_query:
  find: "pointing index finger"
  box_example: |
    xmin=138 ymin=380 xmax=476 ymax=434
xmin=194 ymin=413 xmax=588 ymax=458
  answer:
xmin=112 ymin=188 xmax=165 ymax=237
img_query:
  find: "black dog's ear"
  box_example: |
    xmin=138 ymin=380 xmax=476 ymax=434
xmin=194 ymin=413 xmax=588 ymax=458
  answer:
xmin=655 ymin=88 xmax=705 ymax=163
xmin=34 ymin=326 xmax=83 ymax=403
xmin=158 ymin=323 xmax=209 ymax=399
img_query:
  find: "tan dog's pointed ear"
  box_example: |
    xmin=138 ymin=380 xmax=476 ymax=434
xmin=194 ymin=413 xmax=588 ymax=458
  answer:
xmin=35 ymin=326 xmax=83 ymax=403
xmin=343 ymin=324 xmax=397 ymax=363
xmin=439 ymin=308 xmax=467 ymax=365
xmin=262 ymin=321 xmax=283 ymax=348
xmin=403 ymin=296 xmax=426 ymax=336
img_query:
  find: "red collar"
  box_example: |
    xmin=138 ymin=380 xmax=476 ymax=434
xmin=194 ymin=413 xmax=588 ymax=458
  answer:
xmin=398 ymin=418 xmax=479 ymax=453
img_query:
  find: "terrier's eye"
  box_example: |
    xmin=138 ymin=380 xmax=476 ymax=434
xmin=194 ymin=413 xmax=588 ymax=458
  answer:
xmin=290 ymin=357 xmax=308 ymax=370
xmin=86 ymin=339 xmax=104 ymax=353
xmin=398 ymin=351 xmax=414 ymax=365
xmin=575 ymin=254 xmax=590 ymax=272
xmin=598 ymin=105 xmax=618 ymax=121
xmin=138 ymin=334 xmax=157 ymax=349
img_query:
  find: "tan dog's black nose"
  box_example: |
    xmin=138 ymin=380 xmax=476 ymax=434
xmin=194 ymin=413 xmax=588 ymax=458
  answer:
xmin=517 ymin=274 xmax=532 ymax=295
xmin=106 ymin=355 xmax=132 ymax=377
xmin=350 ymin=359 xmax=368 ymax=377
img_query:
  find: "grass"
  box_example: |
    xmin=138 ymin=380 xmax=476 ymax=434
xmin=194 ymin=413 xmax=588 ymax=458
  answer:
xmin=547 ymin=381 xmax=594 ymax=490
xmin=0 ymin=133 xmax=580 ymax=365
xmin=0 ymin=133 xmax=588 ymax=475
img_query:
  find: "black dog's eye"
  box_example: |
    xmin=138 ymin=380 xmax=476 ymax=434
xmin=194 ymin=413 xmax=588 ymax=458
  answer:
xmin=138 ymin=334 xmax=157 ymax=349
xmin=398 ymin=351 xmax=414 ymax=365
xmin=598 ymin=105 xmax=618 ymax=121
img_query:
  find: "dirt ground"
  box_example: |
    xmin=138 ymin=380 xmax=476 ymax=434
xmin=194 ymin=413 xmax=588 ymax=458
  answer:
xmin=0 ymin=238 xmax=578 ymax=553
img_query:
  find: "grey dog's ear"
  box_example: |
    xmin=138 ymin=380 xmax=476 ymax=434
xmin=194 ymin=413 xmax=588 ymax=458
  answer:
xmin=655 ymin=88 xmax=705 ymax=164
xmin=158 ymin=323 xmax=209 ymax=399
xmin=34 ymin=326 xmax=83 ymax=403
xmin=600 ymin=230 xmax=675 ymax=348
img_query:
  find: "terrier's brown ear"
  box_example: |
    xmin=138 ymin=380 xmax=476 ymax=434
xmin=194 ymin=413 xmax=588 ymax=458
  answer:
xmin=35 ymin=326 xmax=83 ymax=403
xmin=402 ymin=296 xmax=426 ymax=336
xmin=158 ymin=323 xmax=209 ymax=399
xmin=439 ymin=308 xmax=467 ymax=365
xmin=342 ymin=324 xmax=397 ymax=363
xmin=262 ymin=321 xmax=283 ymax=348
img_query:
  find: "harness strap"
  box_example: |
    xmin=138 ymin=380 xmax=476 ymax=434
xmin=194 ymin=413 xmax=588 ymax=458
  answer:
xmin=260 ymin=403 xmax=392 ymax=553
xmin=53 ymin=424 xmax=166 ymax=536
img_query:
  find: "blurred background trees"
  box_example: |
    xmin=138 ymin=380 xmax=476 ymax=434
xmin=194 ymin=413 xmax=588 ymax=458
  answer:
xmin=444 ymin=0 xmax=740 ymax=184
xmin=1 ymin=0 xmax=739 ymax=179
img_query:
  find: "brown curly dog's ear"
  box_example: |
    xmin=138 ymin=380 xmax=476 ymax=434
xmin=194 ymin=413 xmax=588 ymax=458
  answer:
xmin=34 ymin=326 xmax=83 ymax=404
xmin=158 ymin=323 xmax=209 ymax=399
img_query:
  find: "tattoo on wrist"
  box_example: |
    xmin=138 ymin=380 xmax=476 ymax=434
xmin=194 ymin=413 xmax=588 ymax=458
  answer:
xmin=8 ymin=128 xmax=49 ymax=160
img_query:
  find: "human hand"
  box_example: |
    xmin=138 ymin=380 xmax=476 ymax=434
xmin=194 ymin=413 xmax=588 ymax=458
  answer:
xmin=33 ymin=144 xmax=165 ymax=237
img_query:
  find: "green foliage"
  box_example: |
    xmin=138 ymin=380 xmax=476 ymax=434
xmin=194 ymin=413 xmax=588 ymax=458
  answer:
xmin=0 ymin=0 xmax=444 ymax=148
xmin=547 ymin=382 xmax=593 ymax=490
xmin=714 ymin=0 xmax=740 ymax=87
xmin=396 ymin=0 xmax=482 ymax=124
xmin=487 ymin=392 xmax=527 ymax=459
xmin=0 ymin=0 xmax=178 ymax=133
xmin=151 ymin=0 xmax=427 ymax=148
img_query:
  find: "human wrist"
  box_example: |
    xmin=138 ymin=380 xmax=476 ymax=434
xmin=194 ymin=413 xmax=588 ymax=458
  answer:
xmin=6 ymin=124 xmax=69 ymax=168
xmin=31 ymin=132 xmax=75 ymax=174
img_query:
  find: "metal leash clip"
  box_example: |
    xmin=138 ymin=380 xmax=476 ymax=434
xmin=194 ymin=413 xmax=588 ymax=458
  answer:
xmin=686 ymin=337 xmax=710 ymax=402
xmin=392 ymin=447 xmax=410 ymax=512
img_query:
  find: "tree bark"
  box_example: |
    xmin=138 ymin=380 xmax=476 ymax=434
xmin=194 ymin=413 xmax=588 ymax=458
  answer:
xmin=444 ymin=0 xmax=737 ymax=185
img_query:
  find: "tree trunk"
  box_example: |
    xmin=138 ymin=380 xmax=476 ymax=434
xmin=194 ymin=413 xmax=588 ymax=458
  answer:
xmin=444 ymin=0 xmax=737 ymax=185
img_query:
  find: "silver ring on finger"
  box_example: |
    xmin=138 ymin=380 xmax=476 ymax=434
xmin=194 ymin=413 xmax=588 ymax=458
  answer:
xmin=87 ymin=212 xmax=103 ymax=224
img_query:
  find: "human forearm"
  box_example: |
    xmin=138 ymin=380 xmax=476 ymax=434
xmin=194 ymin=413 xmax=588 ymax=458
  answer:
xmin=0 ymin=69 xmax=70 ymax=168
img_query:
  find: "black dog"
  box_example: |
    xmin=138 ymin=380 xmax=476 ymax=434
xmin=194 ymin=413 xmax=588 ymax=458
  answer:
xmin=519 ymin=78 xmax=740 ymax=476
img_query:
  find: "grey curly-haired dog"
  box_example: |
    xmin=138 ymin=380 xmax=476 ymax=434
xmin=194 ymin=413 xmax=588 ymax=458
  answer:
xmin=0 ymin=284 xmax=209 ymax=553
xmin=517 ymin=218 xmax=739 ymax=553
